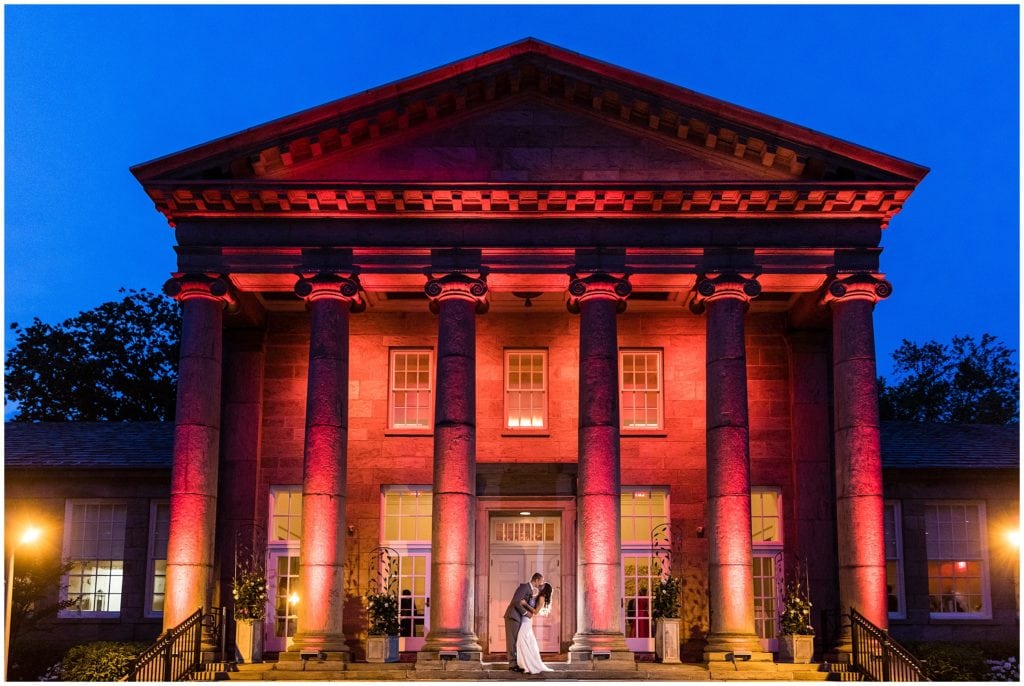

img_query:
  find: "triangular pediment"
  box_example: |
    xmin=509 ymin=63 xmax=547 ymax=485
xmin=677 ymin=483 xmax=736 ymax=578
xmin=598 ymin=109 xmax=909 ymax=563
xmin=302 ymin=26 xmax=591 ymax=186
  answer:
xmin=260 ymin=95 xmax=795 ymax=184
xmin=133 ymin=39 xmax=927 ymax=186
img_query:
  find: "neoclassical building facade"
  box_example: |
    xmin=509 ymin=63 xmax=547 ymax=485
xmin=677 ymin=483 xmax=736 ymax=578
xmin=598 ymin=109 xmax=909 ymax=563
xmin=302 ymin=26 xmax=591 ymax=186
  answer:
xmin=130 ymin=39 xmax=928 ymax=664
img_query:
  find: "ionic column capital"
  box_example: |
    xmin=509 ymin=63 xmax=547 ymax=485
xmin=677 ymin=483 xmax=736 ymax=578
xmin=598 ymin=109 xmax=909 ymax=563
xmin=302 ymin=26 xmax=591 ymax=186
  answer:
xmin=163 ymin=273 xmax=235 ymax=306
xmin=689 ymin=273 xmax=761 ymax=314
xmin=425 ymin=273 xmax=489 ymax=314
xmin=294 ymin=272 xmax=365 ymax=311
xmin=822 ymin=273 xmax=893 ymax=307
xmin=566 ymin=272 xmax=632 ymax=314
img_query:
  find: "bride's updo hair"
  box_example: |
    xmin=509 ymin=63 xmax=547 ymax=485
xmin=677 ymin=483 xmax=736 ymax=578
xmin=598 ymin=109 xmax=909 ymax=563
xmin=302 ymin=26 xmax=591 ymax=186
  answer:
xmin=540 ymin=583 xmax=553 ymax=604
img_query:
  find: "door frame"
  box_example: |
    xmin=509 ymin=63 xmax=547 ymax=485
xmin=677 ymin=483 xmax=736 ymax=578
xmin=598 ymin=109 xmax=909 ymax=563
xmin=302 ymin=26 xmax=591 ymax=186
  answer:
xmin=476 ymin=497 xmax=576 ymax=655
xmin=264 ymin=543 xmax=300 ymax=653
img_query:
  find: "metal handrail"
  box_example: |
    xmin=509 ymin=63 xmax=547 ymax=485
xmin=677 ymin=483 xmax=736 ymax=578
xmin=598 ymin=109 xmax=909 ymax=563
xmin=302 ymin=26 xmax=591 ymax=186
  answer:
xmin=850 ymin=607 xmax=929 ymax=681
xmin=124 ymin=608 xmax=204 ymax=681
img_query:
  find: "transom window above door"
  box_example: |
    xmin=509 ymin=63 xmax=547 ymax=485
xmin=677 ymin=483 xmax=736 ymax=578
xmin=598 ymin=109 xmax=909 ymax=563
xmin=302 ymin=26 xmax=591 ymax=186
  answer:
xmin=491 ymin=516 xmax=560 ymax=544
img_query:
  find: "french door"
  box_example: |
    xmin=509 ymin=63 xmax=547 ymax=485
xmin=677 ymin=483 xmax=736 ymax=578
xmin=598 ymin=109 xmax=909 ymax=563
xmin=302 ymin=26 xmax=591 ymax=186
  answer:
xmin=753 ymin=552 xmax=784 ymax=652
xmin=264 ymin=546 xmax=300 ymax=653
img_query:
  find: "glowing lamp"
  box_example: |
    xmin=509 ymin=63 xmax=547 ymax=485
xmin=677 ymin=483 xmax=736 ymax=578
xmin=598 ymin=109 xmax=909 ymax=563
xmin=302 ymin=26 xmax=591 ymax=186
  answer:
xmin=1007 ymin=530 xmax=1020 ymax=549
xmin=519 ymin=511 xmax=531 ymax=516
xmin=19 ymin=526 xmax=42 ymax=546
xmin=288 ymin=592 xmax=300 ymax=606
xmin=956 ymin=561 xmax=967 ymax=571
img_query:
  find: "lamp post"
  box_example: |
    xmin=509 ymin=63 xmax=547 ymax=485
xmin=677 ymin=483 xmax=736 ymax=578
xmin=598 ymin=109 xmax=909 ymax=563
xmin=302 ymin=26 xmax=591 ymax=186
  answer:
xmin=5 ymin=526 xmax=42 ymax=679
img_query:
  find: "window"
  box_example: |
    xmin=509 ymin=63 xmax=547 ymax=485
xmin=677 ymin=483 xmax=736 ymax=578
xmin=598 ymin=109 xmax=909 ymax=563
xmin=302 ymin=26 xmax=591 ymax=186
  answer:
xmin=926 ymin=502 xmax=990 ymax=618
xmin=271 ymin=486 xmax=303 ymax=542
xmin=505 ymin=350 xmax=547 ymax=430
xmin=620 ymin=350 xmax=663 ymax=430
xmin=884 ymin=501 xmax=905 ymax=618
xmin=382 ymin=487 xmax=433 ymax=544
xmin=389 ymin=350 xmax=433 ymax=430
xmin=620 ymin=487 xmax=669 ymax=652
xmin=62 ymin=501 xmax=127 ymax=617
xmin=381 ymin=487 xmax=433 ymax=651
xmin=751 ymin=488 xmax=783 ymax=646
xmin=146 ymin=501 xmax=170 ymax=616
xmin=752 ymin=488 xmax=782 ymax=545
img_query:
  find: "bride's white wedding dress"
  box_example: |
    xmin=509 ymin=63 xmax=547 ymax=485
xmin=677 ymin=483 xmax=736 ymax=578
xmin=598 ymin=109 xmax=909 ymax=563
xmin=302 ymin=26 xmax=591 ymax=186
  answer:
xmin=516 ymin=615 xmax=553 ymax=674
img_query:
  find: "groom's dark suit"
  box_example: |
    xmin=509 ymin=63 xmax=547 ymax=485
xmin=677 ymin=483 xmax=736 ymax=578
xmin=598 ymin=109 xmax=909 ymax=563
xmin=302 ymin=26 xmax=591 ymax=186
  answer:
xmin=503 ymin=582 xmax=536 ymax=668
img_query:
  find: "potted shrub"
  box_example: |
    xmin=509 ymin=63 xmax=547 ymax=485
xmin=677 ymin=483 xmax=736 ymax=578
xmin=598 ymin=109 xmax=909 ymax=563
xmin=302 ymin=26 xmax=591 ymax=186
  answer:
xmin=232 ymin=557 xmax=268 ymax=664
xmin=365 ymin=591 xmax=400 ymax=663
xmin=652 ymin=575 xmax=682 ymax=663
xmin=778 ymin=581 xmax=814 ymax=664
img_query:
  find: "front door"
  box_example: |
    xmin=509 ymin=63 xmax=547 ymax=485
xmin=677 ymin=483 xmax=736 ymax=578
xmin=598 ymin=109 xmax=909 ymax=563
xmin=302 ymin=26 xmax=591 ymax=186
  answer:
xmin=264 ymin=548 xmax=300 ymax=653
xmin=753 ymin=553 xmax=783 ymax=652
xmin=487 ymin=516 xmax=561 ymax=654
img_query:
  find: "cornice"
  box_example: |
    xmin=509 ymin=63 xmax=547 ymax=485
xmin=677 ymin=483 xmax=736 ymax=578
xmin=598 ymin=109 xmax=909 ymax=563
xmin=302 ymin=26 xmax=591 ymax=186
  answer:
xmin=145 ymin=182 xmax=912 ymax=227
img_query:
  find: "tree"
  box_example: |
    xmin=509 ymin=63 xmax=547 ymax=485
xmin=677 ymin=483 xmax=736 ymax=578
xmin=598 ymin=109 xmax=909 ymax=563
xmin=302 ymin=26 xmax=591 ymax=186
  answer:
xmin=5 ymin=288 xmax=181 ymax=421
xmin=878 ymin=334 xmax=1019 ymax=424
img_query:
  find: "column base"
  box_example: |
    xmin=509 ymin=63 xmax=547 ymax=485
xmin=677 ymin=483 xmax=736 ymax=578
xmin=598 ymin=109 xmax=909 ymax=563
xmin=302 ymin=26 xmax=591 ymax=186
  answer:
xmin=703 ymin=632 xmax=772 ymax=663
xmin=286 ymin=632 xmax=351 ymax=659
xmin=415 ymin=631 xmax=483 ymax=670
xmin=568 ymin=632 xmax=634 ymax=665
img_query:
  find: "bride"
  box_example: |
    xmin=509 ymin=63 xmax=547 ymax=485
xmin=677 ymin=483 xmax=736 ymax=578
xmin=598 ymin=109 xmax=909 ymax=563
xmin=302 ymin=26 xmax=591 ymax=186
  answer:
xmin=517 ymin=583 xmax=554 ymax=674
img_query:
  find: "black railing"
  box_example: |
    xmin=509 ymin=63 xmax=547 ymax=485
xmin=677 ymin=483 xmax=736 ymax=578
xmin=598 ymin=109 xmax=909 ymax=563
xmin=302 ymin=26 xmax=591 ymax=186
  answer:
xmin=125 ymin=608 xmax=204 ymax=681
xmin=850 ymin=607 xmax=929 ymax=681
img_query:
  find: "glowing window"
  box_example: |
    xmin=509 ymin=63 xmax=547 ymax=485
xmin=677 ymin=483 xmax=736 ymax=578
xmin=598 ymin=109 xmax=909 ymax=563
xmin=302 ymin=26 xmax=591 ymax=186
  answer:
xmin=620 ymin=488 xmax=669 ymax=546
xmin=505 ymin=350 xmax=547 ymax=430
xmin=382 ymin=487 xmax=433 ymax=544
xmin=271 ymin=486 xmax=303 ymax=542
xmin=62 ymin=501 xmax=127 ymax=617
xmin=389 ymin=350 xmax=433 ymax=429
xmin=147 ymin=501 xmax=170 ymax=616
xmin=751 ymin=488 xmax=782 ymax=544
xmin=925 ymin=502 xmax=990 ymax=618
xmin=884 ymin=501 xmax=906 ymax=618
xmin=619 ymin=350 xmax=663 ymax=429
xmin=623 ymin=554 xmax=659 ymax=640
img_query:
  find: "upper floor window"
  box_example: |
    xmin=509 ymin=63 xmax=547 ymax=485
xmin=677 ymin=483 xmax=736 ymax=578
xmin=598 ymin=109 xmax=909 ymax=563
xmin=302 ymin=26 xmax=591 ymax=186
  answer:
xmin=751 ymin=488 xmax=782 ymax=545
xmin=389 ymin=350 xmax=433 ymax=430
xmin=884 ymin=501 xmax=905 ymax=618
xmin=382 ymin=487 xmax=433 ymax=544
xmin=620 ymin=350 xmax=663 ymax=430
xmin=62 ymin=501 xmax=127 ymax=617
xmin=147 ymin=501 xmax=170 ymax=616
xmin=505 ymin=350 xmax=547 ymax=430
xmin=620 ymin=488 xmax=669 ymax=545
xmin=271 ymin=486 xmax=303 ymax=542
xmin=926 ymin=502 xmax=990 ymax=618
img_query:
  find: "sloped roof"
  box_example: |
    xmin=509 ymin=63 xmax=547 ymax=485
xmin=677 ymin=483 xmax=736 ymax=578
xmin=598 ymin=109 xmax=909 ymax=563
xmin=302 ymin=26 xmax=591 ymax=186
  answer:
xmin=4 ymin=422 xmax=173 ymax=469
xmin=881 ymin=421 xmax=1019 ymax=470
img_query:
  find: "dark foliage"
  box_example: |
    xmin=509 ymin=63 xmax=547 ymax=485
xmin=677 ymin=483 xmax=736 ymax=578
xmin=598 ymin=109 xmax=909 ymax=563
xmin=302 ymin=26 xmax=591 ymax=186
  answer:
xmin=59 ymin=641 xmax=149 ymax=681
xmin=905 ymin=640 xmax=1019 ymax=682
xmin=878 ymin=334 xmax=1018 ymax=424
xmin=5 ymin=288 xmax=181 ymax=421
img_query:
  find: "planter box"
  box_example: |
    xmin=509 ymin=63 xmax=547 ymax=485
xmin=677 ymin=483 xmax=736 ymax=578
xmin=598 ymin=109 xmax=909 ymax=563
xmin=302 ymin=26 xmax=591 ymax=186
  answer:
xmin=654 ymin=618 xmax=681 ymax=664
xmin=366 ymin=635 xmax=400 ymax=663
xmin=778 ymin=634 xmax=814 ymax=664
xmin=235 ymin=620 xmax=263 ymax=664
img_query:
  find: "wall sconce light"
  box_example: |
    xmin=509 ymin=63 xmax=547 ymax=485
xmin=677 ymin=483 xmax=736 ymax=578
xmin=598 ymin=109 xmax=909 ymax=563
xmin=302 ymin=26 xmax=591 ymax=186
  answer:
xmin=347 ymin=525 xmax=356 ymax=535
xmin=696 ymin=526 xmax=705 ymax=538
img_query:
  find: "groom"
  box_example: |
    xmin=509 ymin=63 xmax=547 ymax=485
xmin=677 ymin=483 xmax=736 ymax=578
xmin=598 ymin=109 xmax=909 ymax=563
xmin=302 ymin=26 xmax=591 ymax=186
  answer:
xmin=503 ymin=572 xmax=543 ymax=672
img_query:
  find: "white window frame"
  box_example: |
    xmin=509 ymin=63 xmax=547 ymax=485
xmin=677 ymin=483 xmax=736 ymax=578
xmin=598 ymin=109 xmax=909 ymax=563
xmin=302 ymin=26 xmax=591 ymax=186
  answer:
xmin=380 ymin=485 xmax=433 ymax=546
xmin=503 ymin=349 xmax=549 ymax=432
xmin=269 ymin=485 xmax=303 ymax=543
xmin=60 ymin=499 xmax=128 ymax=619
xmin=884 ymin=501 xmax=906 ymax=620
xmin=619 ymin=349 xmax=664 ymax=431
xmin=620 ymin=487 xmax=670 ymax=652
xmin=751 ymin=487 xmax=783 ymax=646
xmin=266 ymin=486 xmax=303 ymax=652
xmin=388 ymin=349 xmax=434 ymax=432
xmin=380 ymin=486 xmax=434 ymax=650
xmin=145 ymin=500 xmax=170 ymax=618
xmin=751 ymin=487 xmax=783 ymax=547
xmin=925 ymin=500 xmax=991 ymax=620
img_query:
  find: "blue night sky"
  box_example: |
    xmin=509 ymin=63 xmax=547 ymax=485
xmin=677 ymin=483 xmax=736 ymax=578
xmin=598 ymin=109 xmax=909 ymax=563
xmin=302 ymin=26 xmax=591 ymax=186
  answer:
xmin=4 ymin=5 xmax=1020 ymax=378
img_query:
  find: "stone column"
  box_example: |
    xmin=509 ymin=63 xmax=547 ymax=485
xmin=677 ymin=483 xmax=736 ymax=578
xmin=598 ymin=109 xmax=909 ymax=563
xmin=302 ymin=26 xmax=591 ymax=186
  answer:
xmin=418 ymin=273 xmax=488 ymax=666
xmin=824 ymin=274 xmax=892 ymax=652
xmin=289 ymin=273 xmax=363 ymax=659
xmin=215 ymin=328 xmax=266 ymax=648
xmin=162 ymin=274 xmax=233 ymax=632
xmin=566 ymin=273 xmax=634 ymax=664
xmin=691 ymin=273 xmax=768 ymax=662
